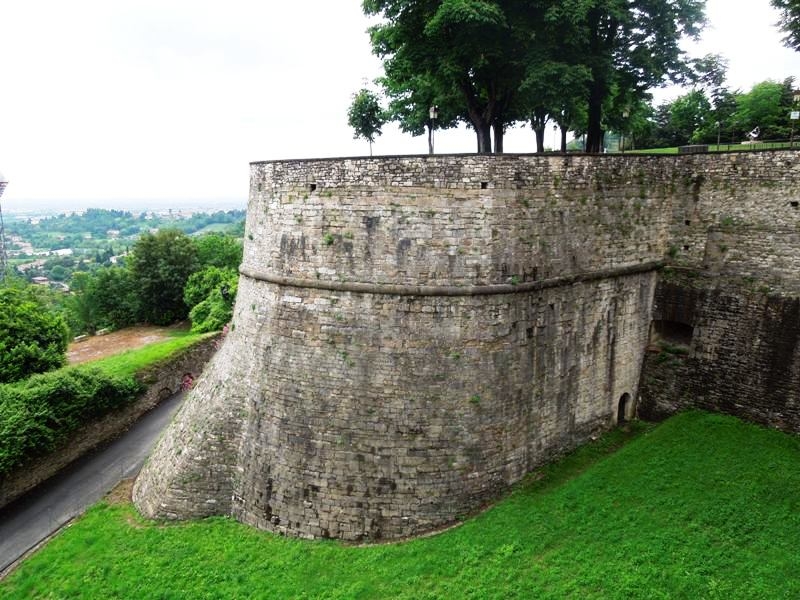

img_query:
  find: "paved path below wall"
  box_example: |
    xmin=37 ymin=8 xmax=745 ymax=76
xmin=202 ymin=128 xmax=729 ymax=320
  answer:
xmin=0 ymin=391 xmax=186 ymax=576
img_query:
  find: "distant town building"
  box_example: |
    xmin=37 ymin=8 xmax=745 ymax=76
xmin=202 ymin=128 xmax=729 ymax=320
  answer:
xmin=16 ymin=259 xmax=46 ymax=272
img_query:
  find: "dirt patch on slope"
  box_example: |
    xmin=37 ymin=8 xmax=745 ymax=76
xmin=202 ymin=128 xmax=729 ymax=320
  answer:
xmin=105 ymin=478 xmax=136 ymax=505
xmin=67 ymin=324 xmax=188 ymax=365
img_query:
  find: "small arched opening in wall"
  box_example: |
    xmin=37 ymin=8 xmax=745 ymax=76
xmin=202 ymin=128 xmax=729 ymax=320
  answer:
xmin=617 ymin=393 xmax=632 ymax=425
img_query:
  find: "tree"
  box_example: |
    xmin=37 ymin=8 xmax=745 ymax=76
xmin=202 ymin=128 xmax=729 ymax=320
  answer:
xmin=655 ymin=89 xmax=712 ymax=146
xmin=380 ymin=72 xmax=461 ymax=153
xmin=91 ymin=267 xmax=139 ymax=330
xmin=365 ymin=0 xmax=704 ymax=154
xmin=68 ymin=267 xmax=140 ymax=335
xmin=364 ymin=0 xmax=538 ymax=153
xmin=0 ymin=287 xmax=69 ymax=384
xmin=772 ymin=0 xmax=800 ymax=51
xmin=347 ymin=88 xmax=387 ymax=155
xmin=513 ymin=1 xmax=593 ymax=153
xmin=67 ymin=271 xmax=99 ymax=334
xmin=128 ymin=229 xmax=199 ymax=326
xmin=577 ymin=0 xmax=706 ymax=152
xmin=520 ymin=57 xmax=590 ymax=152
xmin=194 ymin=233 xmax=243 ymax=271
xmin=733 ymin=79 xmax=795 ymax=140
xmin=184 ymin=267 xmax=238 ymax=333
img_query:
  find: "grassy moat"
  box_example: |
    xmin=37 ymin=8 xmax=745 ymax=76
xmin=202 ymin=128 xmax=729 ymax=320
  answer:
xmin=3 ymin=411 xmax=798 ymax=599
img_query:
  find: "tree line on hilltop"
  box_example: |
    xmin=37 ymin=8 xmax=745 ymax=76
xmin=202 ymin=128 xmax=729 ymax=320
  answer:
xmin=9 ymin=208 xmax=244 ymax=254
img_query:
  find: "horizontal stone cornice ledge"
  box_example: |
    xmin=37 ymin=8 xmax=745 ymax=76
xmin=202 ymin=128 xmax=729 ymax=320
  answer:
xmin=239 ymin=261 xmax=663 ymax=297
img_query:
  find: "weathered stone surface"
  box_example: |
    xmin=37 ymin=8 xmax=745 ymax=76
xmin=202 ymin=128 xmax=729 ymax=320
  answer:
xmin=134 ymin=151 xmax=800 ymax=540
xmin=635 ymin=149 xmax=800 ymax=431
xmin=639 ymin=277 xmax=800 ymax=432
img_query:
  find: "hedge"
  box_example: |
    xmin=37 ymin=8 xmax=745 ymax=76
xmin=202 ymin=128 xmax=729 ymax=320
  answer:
xmin=0 ymin=367 xmax=143 ymax=476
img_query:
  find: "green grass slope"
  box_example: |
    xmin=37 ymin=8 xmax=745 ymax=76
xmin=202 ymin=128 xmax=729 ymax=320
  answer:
xmin=2 ymin=411 xmax=799 ymax=599
xmin=91 ymin=330 xmax=212 ymax=379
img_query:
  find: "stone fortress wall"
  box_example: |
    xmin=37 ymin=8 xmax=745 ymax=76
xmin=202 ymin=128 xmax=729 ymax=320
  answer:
xmin=134 ymin=151 xmax=800 ymax=541
xmin=639 ymin=151 xmax=800 ymax=431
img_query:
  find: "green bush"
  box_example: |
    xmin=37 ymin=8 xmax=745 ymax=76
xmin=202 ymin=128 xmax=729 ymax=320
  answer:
xmin=184 ymin=266 xmax=237 ymax=333
xmin=0 ymin=287 xmax=70 ymax=383
xmin=0 ymin=368 xmax=143 ymax=475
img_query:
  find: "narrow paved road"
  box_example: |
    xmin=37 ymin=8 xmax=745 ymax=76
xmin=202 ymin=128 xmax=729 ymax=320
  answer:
xmin=0 ymin=392 xmax=185 ymax=574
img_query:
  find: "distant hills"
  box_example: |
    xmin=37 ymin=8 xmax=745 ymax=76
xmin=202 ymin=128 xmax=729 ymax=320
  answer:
xmin=5 ymin=197 xmax=246 ymax=219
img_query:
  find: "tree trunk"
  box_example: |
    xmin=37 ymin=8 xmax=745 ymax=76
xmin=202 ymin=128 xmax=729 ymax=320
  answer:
xmin=585 ymin=7 xmax=617 ymax=154
xmin=530 ymin=107 xmax=549 ymax=153
xmin=586 ymin=78 xmax=605 ymax=153
xmin=533 ymin=126 xmax=545 ymax=153
xmin=561 ymin=128 xmax=568 ymax=153
xmin=493 ymin=122 xmax=504 ymax=154
xmin=474 ymin=123 xmax=492 ymax=153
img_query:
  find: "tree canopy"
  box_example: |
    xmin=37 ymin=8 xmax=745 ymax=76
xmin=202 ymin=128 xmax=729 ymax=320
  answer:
xmin=772 ymin=0 xmax=800 ymax=51
xmin=194 ymin=233 xmax=243 ymax=271
xmin=347 ymin=88 xmax=387 ymax=155
xmin=128 ymin=229 xmax=199 ymax=326
xmin=184 ymin=266 xmax=238 ymax=333
xmin=363 ymin=0 xmax=706 ymax=153
xmin=577 ymin=0 xmax=706 ymax=152
xmin=68 ymin=268 xmax=139 ymax=334
xmin=364 ymin=0 xmax=538 ymax=153
xmin=732 ymin=78 xmax=796 ymax=140
xmin=0 ymin=287 xmax=69 ymax=384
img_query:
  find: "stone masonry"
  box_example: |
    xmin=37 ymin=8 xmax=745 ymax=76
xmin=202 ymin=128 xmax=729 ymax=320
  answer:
xmin=134 ymin=151 xmax=800 ymax=540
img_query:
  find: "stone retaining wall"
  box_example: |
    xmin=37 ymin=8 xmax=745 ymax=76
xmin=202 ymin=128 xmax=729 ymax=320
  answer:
xmin=0 ymin=335 xmax=219 ymax=510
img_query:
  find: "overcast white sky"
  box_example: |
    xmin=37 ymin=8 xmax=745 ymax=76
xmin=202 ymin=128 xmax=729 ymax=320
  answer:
xmin=1 ymin=0 xmax=799 ymax=208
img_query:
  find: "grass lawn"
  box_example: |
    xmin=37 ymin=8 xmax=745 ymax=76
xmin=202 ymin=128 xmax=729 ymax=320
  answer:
xmin=629 ymin=141 xmax=797 ymax=154
xmin=2 ymin=411 xmax=799 ymax=599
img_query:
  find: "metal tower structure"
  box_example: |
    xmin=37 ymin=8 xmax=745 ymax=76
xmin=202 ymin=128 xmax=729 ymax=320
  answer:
xmin=0 ymin=171 xmax=8 ymax=284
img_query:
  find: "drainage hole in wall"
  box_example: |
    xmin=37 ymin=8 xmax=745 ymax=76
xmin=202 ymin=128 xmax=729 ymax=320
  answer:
xmin=309 ymin=183 xmax=317 ymax=193
xmin=791 ymin=201 xmax=798 ymax=208
xmin=683 ymin=245 xmax=690 ymax=251
xmin=684 ymin=219 xmax=691 ymax=226
xmin=481 ymin=181 xmax=489 ymax=189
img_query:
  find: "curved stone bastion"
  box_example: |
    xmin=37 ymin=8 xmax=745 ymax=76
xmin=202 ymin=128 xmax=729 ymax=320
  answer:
xmin=134 ymin=153 xmax=692 ymax=540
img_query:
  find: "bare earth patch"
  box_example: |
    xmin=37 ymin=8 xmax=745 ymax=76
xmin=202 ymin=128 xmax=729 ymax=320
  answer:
xmin=67 ymin=324 xmax=187 ymax=365
xmin=105 ymin=478 xmax=136 ymax=505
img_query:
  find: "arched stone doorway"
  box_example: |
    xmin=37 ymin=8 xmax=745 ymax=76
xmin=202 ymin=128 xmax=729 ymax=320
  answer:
xmin=617 ymin=393 xmax=631 ymax=424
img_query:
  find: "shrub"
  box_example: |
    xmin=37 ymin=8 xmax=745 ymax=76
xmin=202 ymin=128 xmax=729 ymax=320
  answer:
xmin=184 ymin=267 xmax=238 ymax=333
xmin=0 ymin=288 xmax=70 ymax=384
xmin=0 ymin=368 xmax=143 ymax=475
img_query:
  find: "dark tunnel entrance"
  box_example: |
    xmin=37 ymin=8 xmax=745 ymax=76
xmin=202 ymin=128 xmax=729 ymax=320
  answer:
xmin=618 ymin=393 xmax=631 ymax=424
